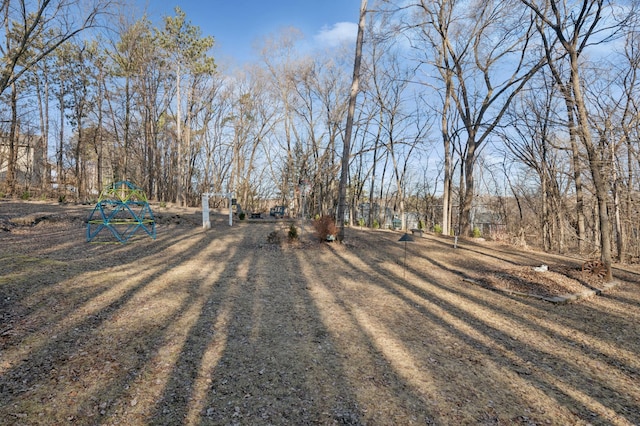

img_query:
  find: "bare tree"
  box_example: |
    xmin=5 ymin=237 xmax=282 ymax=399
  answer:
xmin=584 ymin=40 xmax=640 ymax=263
xmin=158 ymin=7 xmax=215 ymax=206
xmin=368 ymin=42 xmax=430 ymax=230
xmin=65 ymin=40 xmax=99 ymax=199
xmin=226 ymin=67 xmax=278 ymax=210
xmin=617 ymin=30 xmax=640 ymax=260
xmin=338 ymin=0 xmax=367 ymax=241
xmin=259 ymin=27 xmax=306 ymax=212
xmin=0 ymin=0 xmax=110 ymax=98
xmin=521 ymin=0 xmax=634 ymax=281
xmin=403 ymin=0 xmax=547 ymax=236
xmin=1 ymin=0 xmax=111 ymax=195
xmin=407 ymin=0 xmax=457 ymax=235
xmin=500 ymin=78 xmax=572 ymax=252
xmin=107 ymin=16 xmax=156 ymax=184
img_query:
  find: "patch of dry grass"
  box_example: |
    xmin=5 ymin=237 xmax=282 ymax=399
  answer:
xmin=1 ymin=201 xmax=639 ymax=425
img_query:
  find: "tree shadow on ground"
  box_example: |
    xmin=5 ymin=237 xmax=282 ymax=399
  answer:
xmin=321 ymin=228 xmax=640 ymax=425
xmin=1 ymin=215 xmax=638 ymax=425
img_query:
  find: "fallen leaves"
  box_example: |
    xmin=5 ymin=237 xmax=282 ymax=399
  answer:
xmin=1 ymin=201 xmax=639 ymax=425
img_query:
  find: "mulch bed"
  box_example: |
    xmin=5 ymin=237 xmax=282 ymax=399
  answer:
xmin=475 ymin=265 xmax=607 ymax=299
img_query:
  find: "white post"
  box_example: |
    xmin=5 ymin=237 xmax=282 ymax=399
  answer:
xmin=201 ymin=192 xmax=234 ymax=228
xmin=202 ymin=193 xmax=211 ymax=229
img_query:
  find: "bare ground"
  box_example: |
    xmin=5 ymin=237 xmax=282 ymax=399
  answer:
xmin=1 ymin=200 xmax=639 ymax=425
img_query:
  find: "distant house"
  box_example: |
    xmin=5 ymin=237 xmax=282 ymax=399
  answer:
xmin=356 ymin=202 xmax=420 ymax=229
xmin=0 ymin=143 xmax=35 ymax=185
xmin=0 ymin=132 xmax=47 ymax=189
xmin=471 ymin=206 xmax=506 ymax=236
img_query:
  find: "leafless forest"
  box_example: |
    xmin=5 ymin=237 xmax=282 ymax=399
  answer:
xmin=2 ymin=1 xmax=640 ymax=274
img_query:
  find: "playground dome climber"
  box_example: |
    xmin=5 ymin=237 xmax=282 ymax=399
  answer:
xmin=86 ymin=181 xmax=156 ymax=243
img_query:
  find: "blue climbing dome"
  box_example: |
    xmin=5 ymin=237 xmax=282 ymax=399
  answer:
xmin=86 ymin=181 xmax=156 ymax=243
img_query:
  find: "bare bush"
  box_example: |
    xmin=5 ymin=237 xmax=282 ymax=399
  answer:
xmin=313 ymin=216 xmax=337 ymax=241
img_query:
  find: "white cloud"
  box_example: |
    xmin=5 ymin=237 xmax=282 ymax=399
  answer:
xmin=314 ymin=22 xmax=357 ymax=48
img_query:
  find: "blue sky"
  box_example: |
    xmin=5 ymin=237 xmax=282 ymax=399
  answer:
xmin=135 ymin=0 xmax=361 ymax=65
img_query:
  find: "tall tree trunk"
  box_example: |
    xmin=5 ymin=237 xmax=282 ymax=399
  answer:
xmin=36 ymin=72 xmax=50 ymax=191
xmin=368 ymin=131 xmax=380 ymax=228
xmin=440 ymin=45 xmax=454 ymax=235
xmin=552 ymin=185 xmax=565 ymax=253
xmin=57 ymin=89 xmax=65 ymax=193
xmin=460 ymin=135 xmax=476 ymax=236
xmin=145 ymin=109 xmax=154 ymax=199
xmin=175 ymin=66 xmax=184 ymax=206
xmin=542 ymin=170 xmax=551 ymax=251
xmin=44 ymin=76 xmax=50 ymax=190
xmin=447 ymin=163 xmax=454 ymax=235
xmin=441 ymin=140 xmax=452 ymax=236
xmin=609 ymin=139 xmax=625 ymax=262
xmin=441 ymin=92 xmax=452 ymax=235
xmin=123 ymin=77 xmax=131 ymax=183
xmin=379 ymin=152 xmax=389 ymax=227
xmin=571 ymin=58 xmax=613 ymax=281
xmin=3 ymin=3 xmax=16 ymax=195
xmin=74 ymin=120 xmax=83 ymax=199
xmin=94 ymin=69 xmax=104 ymax=193
xmin=624 ymin=131 xmax=633 ymax=261
xmin=613 ymin=174 xmax=624 ymax=261
xmin=521 ymin=0 xmax=614 ymax=280
xmin=337 ymin=0 xmax=367 ymax=242
xmin=565 ymin=98 xmax=586 ymax=253
xmin=184 ymin=80 xmax=194 ymax=205
xmin=7 ymin=82 xmax=18 ymax=195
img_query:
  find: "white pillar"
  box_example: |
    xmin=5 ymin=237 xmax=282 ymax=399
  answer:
xmin=202 ymin=193 xmax=211 ymax=229
xmin=202 ymin=192 xmax=233 ymax=228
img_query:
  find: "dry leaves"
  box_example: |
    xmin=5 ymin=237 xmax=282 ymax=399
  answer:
xmin=1 ymin=200 xmax=639 ymax=425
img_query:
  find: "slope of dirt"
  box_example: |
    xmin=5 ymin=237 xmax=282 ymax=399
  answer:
xmin=1 ymin=200 xmax=639 ymax=425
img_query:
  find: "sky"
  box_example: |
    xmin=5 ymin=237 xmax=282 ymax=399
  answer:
xmin=134 ymin=0 xmax=362 ymax=66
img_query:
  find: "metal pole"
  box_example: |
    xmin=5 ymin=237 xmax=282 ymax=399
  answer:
xmin=404 ymin=241 xmax=407 ymax=278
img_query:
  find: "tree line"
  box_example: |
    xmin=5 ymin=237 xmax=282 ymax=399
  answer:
xmin=1 ymin=0 xmax=639 ymax=278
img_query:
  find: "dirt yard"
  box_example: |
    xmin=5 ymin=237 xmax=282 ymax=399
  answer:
xmin=1 ymin=200 xmax=639 ymax=425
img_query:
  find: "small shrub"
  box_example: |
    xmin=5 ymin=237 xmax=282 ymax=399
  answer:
xmin=472 ymin=226 xmax=482 ymax=238
xmin=372 ymin=220 xmax=380 ymax=229
xmin=358 ymin=218 xmax=365 ymax=227
xmin=418 ymin=220 xmax=424 ymax=230
xmin=313 ymin=216 xmax=338 ymax=241
xmin=21 ymin=191 xmax=30 ymax=200
xmin=433 ymin=224 xmax=443 ymax=234
xmin=288 ymin=223 xmax=298 ymax=240
xmin=239 ymin=212 xmax=246 ymax=220
xmin=159 ymin=201 xmax=167 ymax=208
xmin=267 ymin=230 xmax=282 ymax=244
